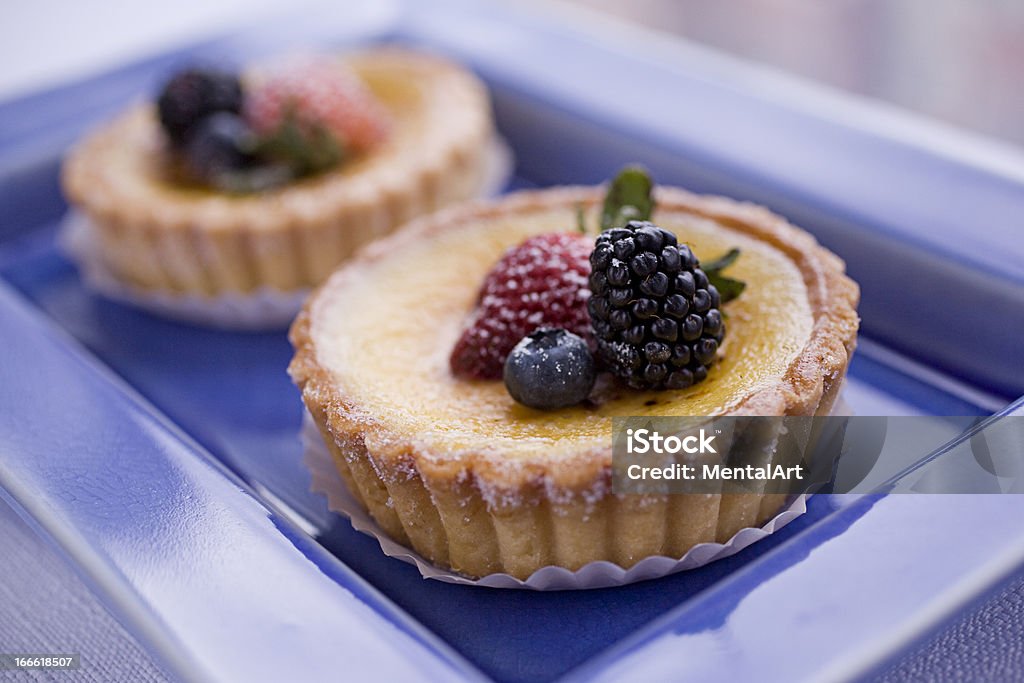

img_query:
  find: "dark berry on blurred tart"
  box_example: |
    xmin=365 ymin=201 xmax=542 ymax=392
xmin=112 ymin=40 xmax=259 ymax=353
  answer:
xmin=181 ymin=112 xmax=257 ymax=183
xmin=157 ymin=68 xmax=243 ymax=146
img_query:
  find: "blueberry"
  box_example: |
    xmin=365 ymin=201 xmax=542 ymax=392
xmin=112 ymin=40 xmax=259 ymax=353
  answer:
xmin=183 ymin=112 xmax=254 ymax=182
xmin=157 ymin=67 xmax=243 ymax=146
xmin=504 ymin=329 xmax=596 ymax=410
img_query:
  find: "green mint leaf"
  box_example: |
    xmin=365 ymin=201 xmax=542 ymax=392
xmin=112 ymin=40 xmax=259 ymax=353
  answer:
xmin=702 ymin=248 xmax=740 ymax=274
xmin=601 ymin=165 xmax=654 ymax=231
xmin=255 ymin=108 xmax=345 ymax=176
xmin=702 ymin=248 xmax=746 ymax=304
xmin=707 ymin=273 xmax=746 ymax=303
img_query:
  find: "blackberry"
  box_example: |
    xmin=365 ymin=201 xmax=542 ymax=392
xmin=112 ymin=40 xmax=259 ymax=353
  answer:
xmin=588 ymin=220 xmax=725 ymax=390
xmin=157 ymin=68 xmax=243 ymax=146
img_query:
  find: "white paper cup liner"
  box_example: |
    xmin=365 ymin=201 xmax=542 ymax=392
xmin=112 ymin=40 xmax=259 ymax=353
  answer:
xmin=60 ymin=210 xmax=309 ymax=331
xmin=59 ymin=136 xmax=514 ymax=331
xmin=300 ymin=411 xmax=811 ymax=590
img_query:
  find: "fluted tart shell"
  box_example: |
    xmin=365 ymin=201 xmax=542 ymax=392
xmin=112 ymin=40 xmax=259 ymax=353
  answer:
xmin=61 ymin=49 xmax=494 ymax=295
xmin=289 ymin=186 xmax=860 ymax=579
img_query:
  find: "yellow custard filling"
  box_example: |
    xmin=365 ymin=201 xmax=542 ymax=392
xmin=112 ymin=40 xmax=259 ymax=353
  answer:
xmin=314 ymin=204 xmax=813 ymax=456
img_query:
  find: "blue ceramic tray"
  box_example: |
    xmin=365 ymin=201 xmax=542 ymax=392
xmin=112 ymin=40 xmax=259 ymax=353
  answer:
xmin=2 ymin=2 xmax=1024 ymax=681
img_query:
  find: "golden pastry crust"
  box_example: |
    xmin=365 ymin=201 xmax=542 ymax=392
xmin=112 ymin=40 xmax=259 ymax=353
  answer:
xmin=289 ymin=186 xmax=860 ymax=579
xmin=61 ymin=49 xmax=494 ymax=295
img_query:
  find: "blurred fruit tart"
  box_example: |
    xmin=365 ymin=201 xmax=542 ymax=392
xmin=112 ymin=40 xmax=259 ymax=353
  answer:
xmin=290 ymin=168 xmax=859 ymax=580
xmin=61 ymin=49 xmax=495 ymax=296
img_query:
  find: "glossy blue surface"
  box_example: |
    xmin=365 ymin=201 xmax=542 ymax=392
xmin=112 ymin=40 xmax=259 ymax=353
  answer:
xmin=2 ymin=2 xmax=1024 ymax=682
xmin=0 ymin=224 xmax=997 ymax=683
xmin=0 ymin=280 xmax=481 ymax=683
xmin=568 ymin=494 xmax=1024 ymax=682
xmin=0 ymin=226 xmax=1001 ymax=683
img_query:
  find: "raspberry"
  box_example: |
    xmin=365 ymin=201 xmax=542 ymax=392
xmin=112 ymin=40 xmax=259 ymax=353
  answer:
xmin=450 ymin=233 xmax=592 ymax=380
xmin=589 ymin=220 xmax=725 ymax=390
xmin=244 ymin=58 xmax=390 ymax=156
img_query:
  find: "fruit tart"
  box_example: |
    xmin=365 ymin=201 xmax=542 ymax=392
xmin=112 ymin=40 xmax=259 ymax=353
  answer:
xmin=61 ymin=49 xmax=495 ymax=299
xmin=290 ymin=168 xmax=859 ymax=580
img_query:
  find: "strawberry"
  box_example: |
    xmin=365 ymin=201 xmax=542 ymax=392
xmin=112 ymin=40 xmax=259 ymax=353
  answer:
xmin=244 ymin=58 xmax=390 ymax=170
xmin=450 ymin=233 xmax=593 ymax=380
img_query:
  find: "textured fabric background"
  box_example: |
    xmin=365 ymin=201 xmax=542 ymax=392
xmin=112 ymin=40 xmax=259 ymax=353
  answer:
xmin=878 ymin=573 xmax=1024 ymax=682
xmin=0 ymin=499 xmax=168 ymax=683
